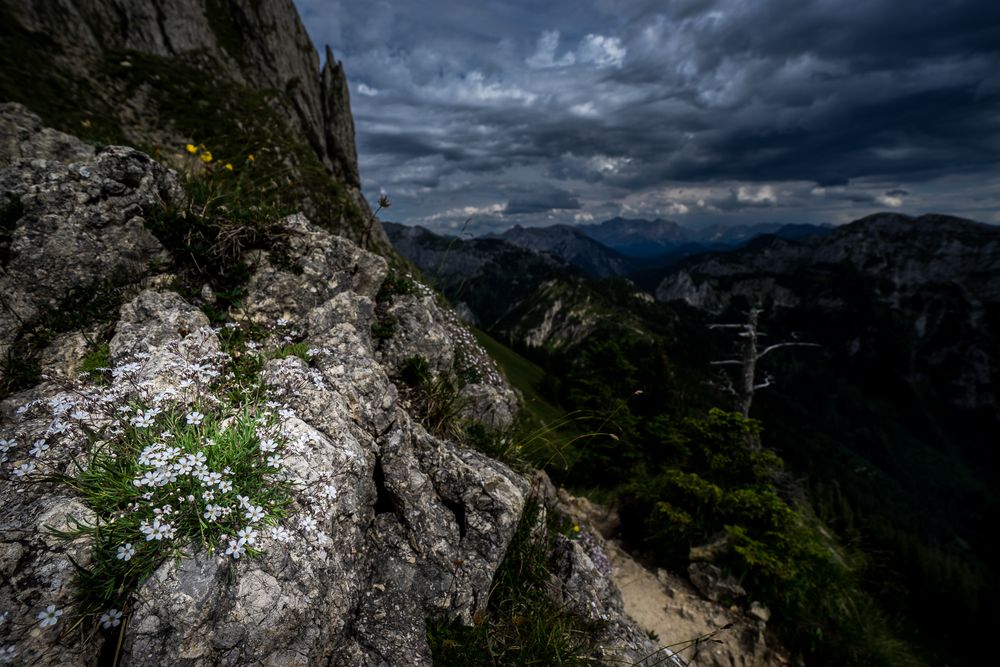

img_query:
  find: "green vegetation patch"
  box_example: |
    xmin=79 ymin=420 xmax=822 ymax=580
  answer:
xmin=103 ymin=48 xmax=368 ymax=241
xmin=55 ymin=401 xmax=294 ymax=621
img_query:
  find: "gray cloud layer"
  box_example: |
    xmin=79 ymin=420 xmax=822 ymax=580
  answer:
xmin=295 ymin=0 xmax=1000 ymax=232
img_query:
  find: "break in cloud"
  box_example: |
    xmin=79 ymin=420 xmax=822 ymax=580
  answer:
xmin=295 ymin=0 xmax=1000 ymax=234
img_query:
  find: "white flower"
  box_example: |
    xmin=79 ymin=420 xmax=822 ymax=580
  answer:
xmin=37 ymin=604 xmax=62 ymax=628
xmin=134 ymin=470 xmax=159 ymax=487
xmin=236 ymin=526 xmax=258 ymax=546
xmin=278 ymin=408 xmax=295 ymax=419
xmin=225 ymin=539 xmax=246 ymax=559
xmin=276 ymin=317 xmax=289 ymax=326
xmin=245 ymin=505 xmax=265 ymax=523
xmin=47 ymin=421 xmax=71 ymax=436
xmin=203 ymin=504 xmax=223 ymax=522
xmin=202 ymin=490 xmax=215 ymax=502
xmin=100 ymin=609 xmax=123 ymax=629
xmin=192 ymin=452 xmax=207 ymax=465
xmin=300 ymin=516 xmax=318 ymax=532
xmin=269 ymin=526 xmax=292 ymax=542
xmin=70 ymin=410 xmax=90 ymax=421
xmin=140 ymin=518 xmax=173 ymax=541
xmin=266 ymin=455 xmax=283 ymax=468
xmin=174 ymin=457 xmax=194 ymax=475
xmin=218 ymin=480 xmax=233 ymax=493
xmin=29 ymin=440 xmax=49 ymax=457
xmin=131 ymin=413 xmax=155 ymax=428
xmin=0 ymin=438 xmax=14 ymax=452
xmin=13 ymin=462 xmax=35 ymax=477
xmin=322 ymin=484 xmax=338 ymax=500
xmin=306 ymin=348 xmax=320 ymax=358
xmin=117 ymin=543 xmax=135 ymax=561
xmin=186 ymin=411 xmax=205 ymax=426
xmin=259 ymin=438 xmax=278 ymax=453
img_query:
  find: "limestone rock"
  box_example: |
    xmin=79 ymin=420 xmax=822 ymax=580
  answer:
xmin=0 ymin=103 xmax=177 ymax=368
xmin=0 ymin=97 xmax=663 ymax=667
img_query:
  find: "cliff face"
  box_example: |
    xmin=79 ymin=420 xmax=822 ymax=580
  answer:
xmin=0 ymin=0 xmax=383 ymax=249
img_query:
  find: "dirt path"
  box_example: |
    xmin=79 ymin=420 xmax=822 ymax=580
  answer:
xmin=606 ymin=540 xmax=787 ymax=667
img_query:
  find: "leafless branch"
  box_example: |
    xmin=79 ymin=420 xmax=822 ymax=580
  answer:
xmin=758 ymin=342 xmax=821 ymax=358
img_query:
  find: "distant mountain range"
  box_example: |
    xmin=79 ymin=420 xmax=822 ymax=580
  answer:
xmin=485 ymin=224 xmax=634 ymax=278
xmin=383 ymin=222 xmax=583 ymax=326
xmin=386 ymin=216 xmax=838 ymax=322
xmin=656 ymin=212 xmax=1000 ymax=413
xmin=482 ymin=217 xmax=834 ymax=278
xmin=578 ymin=216 xmax=834 ymax=258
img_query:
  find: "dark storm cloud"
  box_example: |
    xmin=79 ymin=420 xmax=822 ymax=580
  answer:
xmin=504 ymin=186 xmax=582 ymax=215
xmin=295 ymin=0 xmax=1000 ymax=229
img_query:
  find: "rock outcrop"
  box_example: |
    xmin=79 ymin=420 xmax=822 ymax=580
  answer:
xmin=0 ymin=0 xmax=385 ymax=249
xmin=0 ymin=104 xmax=659 ymax=666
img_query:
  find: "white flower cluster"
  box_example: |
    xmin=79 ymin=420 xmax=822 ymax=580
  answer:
xmin=132 ymin=439 xmax=222 ymax=491
xmin=0 ymin=314 xmax=358 ymax=651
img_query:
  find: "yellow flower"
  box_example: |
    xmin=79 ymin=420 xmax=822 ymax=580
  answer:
xmin=572 ymin=524 xmax=581 ymax=533
xmin=81 ymin=119 xmax=92 ymax=129
xmin=200 ymin=151 xmax=213 ymax=163
xmin=247 ymin=154 xmax=255 ymax=162
xmin=225 ymin=163 xmax=233 ymax=171
xmin=185 ymin=143 xmax=197 ymax=154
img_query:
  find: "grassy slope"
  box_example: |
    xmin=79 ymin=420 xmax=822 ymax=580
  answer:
xmin=471 ymin=327 xmax=564 ymax=427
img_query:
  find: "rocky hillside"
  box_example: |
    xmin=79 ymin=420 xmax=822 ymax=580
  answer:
xmin=656 ymin=212 xmax=1000 ymax=412
xmin=0 ymin=104 xmax=670 ymax=665
xmin=489 ymin=224 xmax=636 ymax=278
xmin=655 ymin=213 xmax=1000 ymax=656
xmin=0 ymin=0 xmax=388 ymax=252
xmin=383 ymin=222 xmax=581 ymax=328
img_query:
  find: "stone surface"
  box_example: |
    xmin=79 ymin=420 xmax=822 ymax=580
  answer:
xmin=687 ymin=562 xmax=747 ymax=603
xmin=2 ymin=0 xmax=389 ymax=251
xmin=0 ymin=103 xmax=177 ymax=368
xmin=606 ymin=539 xmax=787 ymax=667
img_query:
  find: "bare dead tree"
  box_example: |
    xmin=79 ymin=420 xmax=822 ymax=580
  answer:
xmin=709 ymin=308 xmax=819 ymax=417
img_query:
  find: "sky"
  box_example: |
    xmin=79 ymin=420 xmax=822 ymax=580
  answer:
xmin=295 ymin=0 xmax=1000 ymax=234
